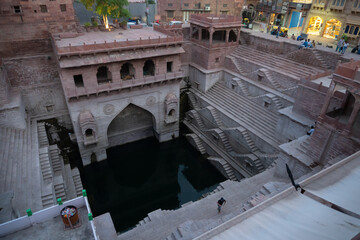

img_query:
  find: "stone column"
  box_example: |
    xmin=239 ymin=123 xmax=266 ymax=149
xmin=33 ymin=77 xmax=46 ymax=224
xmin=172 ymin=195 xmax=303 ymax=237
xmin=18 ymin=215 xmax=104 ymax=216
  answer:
xmin=209 ymin=28 xmax=214 ymax=46
xmin=345 ymin=96 xmax=360 ymax=133
xmin=319 ymin=81 xmax=337 ymax=121
xmin=226 ymin=29 xmax=230 ymax=43
xmin=199 ymin=27 xmax=202 ymax=41
xmin=190 ymin=24 xmax=193 ymax=40
xmin=236 ymin=28 xmax=241 ymax=43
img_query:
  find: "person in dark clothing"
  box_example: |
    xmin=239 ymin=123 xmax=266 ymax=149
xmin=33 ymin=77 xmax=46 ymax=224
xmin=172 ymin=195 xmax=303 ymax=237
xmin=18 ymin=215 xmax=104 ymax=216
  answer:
xmin=217 ymin=197 xmax=227 ymax=213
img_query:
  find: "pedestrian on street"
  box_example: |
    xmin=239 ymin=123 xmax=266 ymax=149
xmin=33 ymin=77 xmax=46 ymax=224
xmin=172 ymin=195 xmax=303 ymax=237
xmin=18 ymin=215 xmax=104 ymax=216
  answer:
xmin=336 ymin=37 xmax=345 ymax=52
xmin=276 ymin=25 xmax=281 ymax=38
xmin=217 ymin=197 xmax=227 ymax=213
xmin=342 ymin=41 xmax=349 ymax=54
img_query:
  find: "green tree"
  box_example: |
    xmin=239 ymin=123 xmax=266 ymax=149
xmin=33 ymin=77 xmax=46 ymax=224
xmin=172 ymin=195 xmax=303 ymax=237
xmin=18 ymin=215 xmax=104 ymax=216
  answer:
xmin=80 ymin=0 xmax=130 ymax=29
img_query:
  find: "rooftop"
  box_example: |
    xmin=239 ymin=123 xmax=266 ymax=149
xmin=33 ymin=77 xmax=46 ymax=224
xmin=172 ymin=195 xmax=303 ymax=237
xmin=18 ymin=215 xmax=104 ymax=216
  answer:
xmin=53 ymin=27 xmax=183 ymax=57
xmin=55 ymin=27 xmax=168 ymax=48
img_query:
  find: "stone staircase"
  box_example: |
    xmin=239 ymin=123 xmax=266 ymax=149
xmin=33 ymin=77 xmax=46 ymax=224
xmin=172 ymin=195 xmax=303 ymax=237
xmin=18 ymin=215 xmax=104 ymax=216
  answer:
xmin=241 ymin=182 xmax=279 ymax=211
xmin=194 ymin=81 xmax=281 ymax=147
xmin=312 ymin=49 xmax=332 ymax=69
xmin=187 ymin=92 xmax=200 ymax=110
xmin=215 ymin=129 xmax=233 ymax=153
xmin=228 ymin=56 xmax=248 ymax=75
xmin=0 ymin=119 xmax=42 ymax=216
xmin=207 ymin=157 xmax=237 ymax=181
xmin=49 ymin=145 xmax=62 ymax=173
xmin=39 ymin=147 xmax=53 ymax=182
xmin=260 ymin=68 xmax=283 ymax=90
xmin=188 ymin=110 xmax=205 ymax=129
xmin=231 ymin=45 xmax=325 ymax=79
xmin=37 ymin=122 xmax=49 ymax=148
xmin=236 ymin=79 xmax=251 ymax=97
xmin=72 ymin=168 xmax=83 ymax=197
xmin=206 ymin=106 xmax=224 ymax=128
xmin=185 ymin=133 xmax=206 ymax=154
xmin=267 ymin=93 xmax=284 ymax=109
xmin=241 ymin=129 xmax=258 ymax=152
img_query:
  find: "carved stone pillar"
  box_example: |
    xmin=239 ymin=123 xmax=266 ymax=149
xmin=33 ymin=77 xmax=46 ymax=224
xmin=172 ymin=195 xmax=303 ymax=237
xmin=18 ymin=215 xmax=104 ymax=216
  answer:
xmin=209 ymin=28 xmax=214 ymax=46
xmin=236 ymin=28 xmax=241 ymax=43
xmin=319 ymin=81 xmax=337 ymax=121
xmin=226 ymin=29 xmax=230 ymax=43
xmin=198 ymin=27 xmax=202 ymax=41
xmin=190 ymin=25 xmax=193 ymax=40
xmin=345 ymin=96 xmax=360 ymax=133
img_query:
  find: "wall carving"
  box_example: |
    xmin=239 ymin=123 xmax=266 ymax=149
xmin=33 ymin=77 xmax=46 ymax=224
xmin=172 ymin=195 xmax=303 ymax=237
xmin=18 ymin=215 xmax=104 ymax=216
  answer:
xmin=103 ymin=104 xmax=115 ymax=115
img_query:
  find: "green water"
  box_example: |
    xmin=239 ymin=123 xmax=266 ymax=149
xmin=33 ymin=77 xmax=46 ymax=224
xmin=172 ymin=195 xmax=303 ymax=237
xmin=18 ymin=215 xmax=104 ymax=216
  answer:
xmin=80 ymin=136 xmax=225 ymax=233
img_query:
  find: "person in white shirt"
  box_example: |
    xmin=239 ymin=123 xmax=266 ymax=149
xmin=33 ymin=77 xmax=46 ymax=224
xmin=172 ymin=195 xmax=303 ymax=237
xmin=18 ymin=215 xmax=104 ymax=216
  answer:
xmin=342 ymin=41 xmax=349 ymax=54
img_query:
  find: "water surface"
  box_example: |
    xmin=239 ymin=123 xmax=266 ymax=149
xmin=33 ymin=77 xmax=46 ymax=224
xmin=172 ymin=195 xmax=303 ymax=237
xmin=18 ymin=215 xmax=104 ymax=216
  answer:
xmin=81 ymin=136 xmax=225 ymax=232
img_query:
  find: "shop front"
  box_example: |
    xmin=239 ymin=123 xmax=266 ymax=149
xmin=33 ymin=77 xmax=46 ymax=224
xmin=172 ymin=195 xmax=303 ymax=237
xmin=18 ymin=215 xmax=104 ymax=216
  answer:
xmin=323 ymin=19 xmax=341 ymax=39
xmin=307 ymin=16 xmax=323 ymax=35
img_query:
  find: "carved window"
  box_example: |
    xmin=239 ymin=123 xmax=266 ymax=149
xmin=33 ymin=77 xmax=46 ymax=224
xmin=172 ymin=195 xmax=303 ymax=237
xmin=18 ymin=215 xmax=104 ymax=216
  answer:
xmin=355 ymin=27 xmax=359 ymax=35
xmin=60 ymin=4 xmax=66 ymax=12
xmin=350 ymin=26 xmax=354 ymax=34
xmin=97 ymin=66 xmax=112 ymax=84
xmin=168 ymin=3 xmax=173 ymax=6
xmin=120 ymin=63 xmax=135 ymax=80
xmin=167 ymin=11 xmax=174 ymax=18
xmin=223 ymin=4 xmax=227 ymax=7
xmin=40 ymin=5 xmax=47 ymax=13
xmin=85 ymin=129 xmax=93 ymax=137
xmin=229 ymin=30 xmax=237 ymax=42
xmin=184 ymin=3 xmax=189 ymax=7
xmin=73 ymin=74 xmax=84 ymax=87
xmin=167 ymin=62 xmax=173 ymax=73
xmin=143 ymin=60 xmax=155 ymax=76
xmin=13 ymin=6 xmax=22 ymax=13
xmin=168 ymin=109 xmax=176 ymax=117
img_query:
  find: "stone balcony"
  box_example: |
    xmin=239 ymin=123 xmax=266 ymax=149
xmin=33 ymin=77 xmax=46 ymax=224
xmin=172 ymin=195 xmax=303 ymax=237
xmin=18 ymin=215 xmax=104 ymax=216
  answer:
xmin=189 ymin=14 xmax=242 ymax=28
xmin=65 ymin=71 xmax=184 ymax=101
xmin=52 ymin=28 xmax=183 ymax=60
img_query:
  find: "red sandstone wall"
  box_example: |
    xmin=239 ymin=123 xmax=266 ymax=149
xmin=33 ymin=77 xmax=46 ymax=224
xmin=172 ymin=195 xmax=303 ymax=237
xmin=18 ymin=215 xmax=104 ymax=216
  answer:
xmin=0 ymin=39 xmax=53 ymax=58
xmin=0 ymin=0 xmax=75 ymax=25
xmin=158 ymin=0 xmax=243 ymax=22
xmin=4 ymin=54 xmax=59 ymax=87
xmin=293 ymin=83 xmax=343 ymax=120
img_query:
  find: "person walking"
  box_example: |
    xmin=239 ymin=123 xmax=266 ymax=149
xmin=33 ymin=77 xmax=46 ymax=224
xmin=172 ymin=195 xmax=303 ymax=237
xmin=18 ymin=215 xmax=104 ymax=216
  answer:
xmin=336 ymin=37 xmax=345 ymax=52
xmin=276 ymin=25 xmax=281 ymax=38
xmin=217 ymin=197 xmax=227 ymax=213
xmin=342 ymin=41 xmax=349 ymax=54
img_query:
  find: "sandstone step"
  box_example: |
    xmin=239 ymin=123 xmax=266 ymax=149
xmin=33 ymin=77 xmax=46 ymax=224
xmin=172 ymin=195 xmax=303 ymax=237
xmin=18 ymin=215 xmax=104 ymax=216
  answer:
xmin=234 ymin=46 xmax=323 ymax=76
xmin=203 ymin=83 xmax=279 ymax=143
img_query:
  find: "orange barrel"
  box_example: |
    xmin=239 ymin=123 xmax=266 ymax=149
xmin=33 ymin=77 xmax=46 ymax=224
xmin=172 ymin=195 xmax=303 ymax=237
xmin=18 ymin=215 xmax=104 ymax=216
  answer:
xmin=60 ymin=205 xmax=79 ymax=227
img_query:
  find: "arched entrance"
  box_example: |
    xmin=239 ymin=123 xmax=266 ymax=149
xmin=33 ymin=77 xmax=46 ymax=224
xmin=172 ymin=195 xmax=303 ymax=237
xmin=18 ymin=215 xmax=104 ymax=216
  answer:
xmin=107 ymin=104 xmax=155 ymax=148
xmin=323 ymin=19 xmax=341 ymax=39
xmin=307 ymin=16 xmax=323 ymax=35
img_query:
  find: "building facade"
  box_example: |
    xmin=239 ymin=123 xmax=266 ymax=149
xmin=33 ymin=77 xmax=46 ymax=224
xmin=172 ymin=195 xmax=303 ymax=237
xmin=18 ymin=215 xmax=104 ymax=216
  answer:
xmin=54 ymin=27 xmax=184 ymax=165
xmin=157 ymin=0 xmax=244 ymax=22
xmin=304 ymin=0 xmax=360 ymax=43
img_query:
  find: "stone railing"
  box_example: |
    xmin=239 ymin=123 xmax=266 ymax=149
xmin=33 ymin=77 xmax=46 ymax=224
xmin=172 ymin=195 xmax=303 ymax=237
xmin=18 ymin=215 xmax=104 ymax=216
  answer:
xmin=191 ymin=38 xmax=238 ymax=48
xmin=153 ymin=24 xmax=182 ymax=36
xmin=0 ymin=193 xmax=99 ymax=239
xmin=190 ymin=14 xmax=241 ymax=24
xmin=66 ymin=71 xmax=184 ymax=100
xmin=334 ymin=60 xmax=360 ymax=80
xmin=54 ymin=35 xmax=183 ymax=56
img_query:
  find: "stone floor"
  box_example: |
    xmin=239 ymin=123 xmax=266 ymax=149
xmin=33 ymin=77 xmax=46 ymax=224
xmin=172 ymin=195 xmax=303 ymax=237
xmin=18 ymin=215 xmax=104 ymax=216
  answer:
xmin=117 ymin=168 xmax=289 ymax=240
xmin=55 ymin=27 xmax=168 ymax=47
xmin=2 ymin=207 xmax=94 ymax=240
xmin=242 ymin=28 xmax=360 ymax=61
